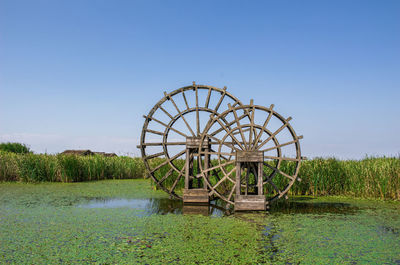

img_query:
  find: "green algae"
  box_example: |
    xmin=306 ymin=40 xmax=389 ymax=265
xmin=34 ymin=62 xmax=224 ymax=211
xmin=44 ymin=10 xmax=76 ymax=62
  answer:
xmin=0 ymin=180 xmax=399 ymax=264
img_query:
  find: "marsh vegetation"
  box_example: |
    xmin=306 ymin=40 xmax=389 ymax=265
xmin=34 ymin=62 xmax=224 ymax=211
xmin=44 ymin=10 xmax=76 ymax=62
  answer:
xmin=1 ymin=149 xmax=399 ymax=200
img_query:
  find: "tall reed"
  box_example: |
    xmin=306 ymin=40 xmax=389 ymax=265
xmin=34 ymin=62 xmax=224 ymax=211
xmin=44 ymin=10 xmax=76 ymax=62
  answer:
xmin=0 ymin=151 xmax=398 ymax=200
xmin=289 ymin=157 xmax=400 ymax=200
xmin=0 ymin=151 xmax=145 ymax=182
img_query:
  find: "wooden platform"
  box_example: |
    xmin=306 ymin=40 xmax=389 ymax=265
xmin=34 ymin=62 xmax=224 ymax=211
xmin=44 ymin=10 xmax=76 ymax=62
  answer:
xmin=183 ymin=189 xmax=209 ymax=204
xmin=234 ymin=195 xmax=266 ymax=211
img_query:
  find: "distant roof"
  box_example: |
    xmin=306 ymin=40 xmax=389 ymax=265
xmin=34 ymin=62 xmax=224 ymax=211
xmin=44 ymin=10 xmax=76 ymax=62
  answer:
xmin=93 ymin=152 xmax=117 ymax=157
xmin=60 ymin=150 xmax=117 ymax=157
xmin=61 ymin=150 xmax=93 ymax=156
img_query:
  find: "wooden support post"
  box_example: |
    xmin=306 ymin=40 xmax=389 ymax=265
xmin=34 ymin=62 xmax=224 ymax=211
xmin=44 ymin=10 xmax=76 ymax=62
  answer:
xmin=203 ymin=143 xmax=209 ymax=189
xmin=189 ymin=151 xmax=193 ymax=188
xmin=185 ymin=149 xmax=190 ymax=190
xmin=235 ymin=162 xmax=241 ymax=196
xmin=258 ymin=162 xmax=263 ymax=195
xmin=234 ymin=151 xmax=266 ymax=211
xmin=183 ymin=137 xmax=209 ymax=204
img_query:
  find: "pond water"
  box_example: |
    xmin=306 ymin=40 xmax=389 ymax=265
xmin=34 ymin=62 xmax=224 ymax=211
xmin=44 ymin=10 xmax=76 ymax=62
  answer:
xmin=78 ymin=198 xmax=228 ymax=216
xmin=77 ymin=197 xmax=358 ymax=217
xmin=0 ymin=179 xmax=399 ymax=264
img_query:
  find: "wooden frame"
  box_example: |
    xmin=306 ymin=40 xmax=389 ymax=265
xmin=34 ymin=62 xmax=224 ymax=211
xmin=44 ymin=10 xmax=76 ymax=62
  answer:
xmin=198 ymin=100 xmax=304 ymax=208
xmin=137 ymin=82 xmax=242 ymax=200
xmin=138 ymin=83 xmax=305 ymax=210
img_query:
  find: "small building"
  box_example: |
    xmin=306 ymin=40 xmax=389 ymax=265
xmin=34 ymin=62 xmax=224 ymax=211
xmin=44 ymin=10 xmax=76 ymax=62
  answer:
xmin=60 ymin=150 xmax=117 ymax=157
xmin=93 ymin=152 xmax=117 ymax=157
xmin=61 ymin=150 xmax=94 ymax=156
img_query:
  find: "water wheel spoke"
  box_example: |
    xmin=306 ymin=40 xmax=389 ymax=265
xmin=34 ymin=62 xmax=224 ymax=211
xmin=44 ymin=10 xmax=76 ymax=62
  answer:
xmin=205 ymin=87 xmax=212 ymax=108
xmin=248 ymin=102 xmax=255 ymax=151
xmin=214 ymin=118 xmax=245 ymax=150
xmin=265 ymin=175 xmax=281 ymax=194
xmin=145 ymin=152 xmax=164 ymax=160
xmin=210 ymin=168 xmax=222 ymax=183
xmin=166 ymin=92 xmax=196 ymax=136
xmin=145 ymin=129 xmax=164 ymax=136
xmin=213 ymin=166 xmax=236 ymax=190
xmin=158 ymin=105 xmax=174 ymax=120
xmin=169 ymin=166 xmax=185 ymax=193
xmin=144 ymin=115 xmax=188 ymax=138
xmin=229 ymin=104 xmax=248 ymax=150
xmin=213 ymin=88 xmax=226 ymax=113
xmin=252 ymin=104 xmax=274 ymax=150
xmin=203 ymin=151 xmax=236 ymax=157
xmin=263 ymin=162 xmax=295 ymax=181
xmin=209 ymin=148 xmax=231 ymax=161
xmin=256 ymin=117 xmax=292 ymax=150
xmin=209 ymin=112 xmax=248 ymax=137
xmin=260 ymin=137 xmax=302 ymax=152
xmin=265 ymin=156 xmax=300 ymax=162
xmin=159 ymin=168 xmax=174 ymax=184
xmin=141 ymin=141 xmax=186 ymax=147
xmin=181 ymin=89 xmax=190 ymax=109
xmin=197 ymin=160 xmax=236 ymax=176
xmin=150 ymin=149 xmax=186 ymax=173
xmin=195 ymin=85 xmax=200 ymax=135
xmin=207 ymin=135 xmax=241 ymax=152
xmin=228 ymin=183 xmax=236 ymax=201
xmin=231 ymin=100 xmax=241 ymax=108
xmin=232 ymin=128 xmax=251 ymax=136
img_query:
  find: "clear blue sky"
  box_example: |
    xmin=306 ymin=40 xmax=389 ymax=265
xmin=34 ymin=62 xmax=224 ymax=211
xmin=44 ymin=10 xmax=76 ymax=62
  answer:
xmin=0 ymin=0 xmax=399 ymax=159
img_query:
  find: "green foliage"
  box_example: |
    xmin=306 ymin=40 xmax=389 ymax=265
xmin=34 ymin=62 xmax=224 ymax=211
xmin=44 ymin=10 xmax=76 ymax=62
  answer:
xmin=0 ymin=151 xmax=145 ymax=182
xmin=289 ymin=157 xmax=400 ymax=200
xmin=0 ymin=142 xmax=31 ymax=154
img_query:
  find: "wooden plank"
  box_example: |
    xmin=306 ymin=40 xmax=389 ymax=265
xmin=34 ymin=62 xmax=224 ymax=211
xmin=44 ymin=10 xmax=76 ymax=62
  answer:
xmin=234 ymin=195 xmax=266 ymax=211
xmin=185 ymin=137 xmax=209 ymax=149
xmin=236 ymin=151 xmax=264 ymax=162
xmin=183 ymin=189 xmax=209 ymax=204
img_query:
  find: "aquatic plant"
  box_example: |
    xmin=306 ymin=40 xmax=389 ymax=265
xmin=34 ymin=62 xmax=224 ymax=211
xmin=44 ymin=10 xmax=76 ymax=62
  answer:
xmin=0 ymin=180 xmax=399 ymax=264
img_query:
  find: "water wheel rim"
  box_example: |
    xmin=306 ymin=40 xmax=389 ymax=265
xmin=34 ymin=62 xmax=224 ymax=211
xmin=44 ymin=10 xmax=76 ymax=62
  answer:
xmin=198 ymin=102 xmax=303 ymax=205
xmin=138 ymin=84 xmax=242 ymax=199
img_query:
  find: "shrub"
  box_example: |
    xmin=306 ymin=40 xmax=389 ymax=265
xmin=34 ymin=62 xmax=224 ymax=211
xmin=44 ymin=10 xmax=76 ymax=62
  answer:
xmin=0 ymin=142 xmax=31 ymax=154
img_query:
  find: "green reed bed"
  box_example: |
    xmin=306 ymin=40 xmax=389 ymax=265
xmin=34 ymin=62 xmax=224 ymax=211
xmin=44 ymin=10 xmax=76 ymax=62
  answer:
xmin=0 ymin=151 xmax=399 ymax=200
xmin=289 ymin=157 xmax=400 ymax=200
xmin=151 ymin=157 xmax=400 ymax=201
xmin=0 ymin=151 xmax=145 ymax=182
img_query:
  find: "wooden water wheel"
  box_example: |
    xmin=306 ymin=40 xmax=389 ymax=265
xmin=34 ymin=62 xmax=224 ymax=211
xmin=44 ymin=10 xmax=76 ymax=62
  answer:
xmin=137 ymin=82 xmax=242 ymax=199
xmin=197 ymin=100 xmax=304 ymax=207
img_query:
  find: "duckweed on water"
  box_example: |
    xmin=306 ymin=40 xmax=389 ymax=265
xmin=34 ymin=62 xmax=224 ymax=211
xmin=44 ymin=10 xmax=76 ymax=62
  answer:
xmin=0 ymin=180 xmax=399 ymax=264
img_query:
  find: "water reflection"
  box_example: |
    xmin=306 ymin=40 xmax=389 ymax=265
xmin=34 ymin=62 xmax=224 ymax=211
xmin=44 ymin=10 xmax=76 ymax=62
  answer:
xmin=78 ymin=197 xmax=359 ymax=217
xmin=78 ymin=198 xmax=229 ymax=217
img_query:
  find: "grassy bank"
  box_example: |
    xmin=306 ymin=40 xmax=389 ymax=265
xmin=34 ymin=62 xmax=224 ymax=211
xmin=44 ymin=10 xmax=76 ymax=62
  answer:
xmin=0 ymin=151 xmax=399 ymax=200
